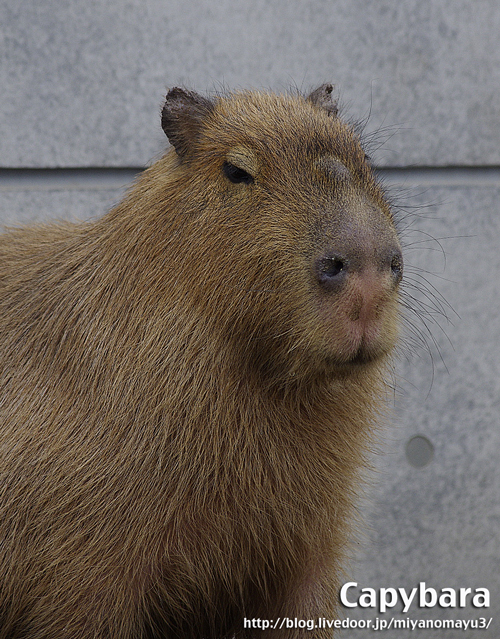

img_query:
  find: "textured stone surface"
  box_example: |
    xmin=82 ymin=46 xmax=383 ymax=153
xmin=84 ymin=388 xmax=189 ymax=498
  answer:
xmin=1 ymin=0 xmax=500 ymax=167
xmin=0 ymin=170 xmax=138 ymax=225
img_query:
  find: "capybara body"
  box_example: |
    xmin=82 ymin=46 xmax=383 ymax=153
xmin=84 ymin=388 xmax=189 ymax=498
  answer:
xmin=0 ymin=85 xmax=403 ymax=638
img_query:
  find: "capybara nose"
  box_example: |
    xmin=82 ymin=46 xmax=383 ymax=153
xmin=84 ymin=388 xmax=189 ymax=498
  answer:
xmin=389 ymin=246 xmax=404 ymax=285
xmin=315 ymin=253 xmax=349 ymax=290
xmin=315 ymin=244 xmax=403 ymax=292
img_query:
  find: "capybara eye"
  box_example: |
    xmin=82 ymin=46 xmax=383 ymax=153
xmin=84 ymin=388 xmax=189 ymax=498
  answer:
xmin=223 ymin=162 xmax=254 ymax=185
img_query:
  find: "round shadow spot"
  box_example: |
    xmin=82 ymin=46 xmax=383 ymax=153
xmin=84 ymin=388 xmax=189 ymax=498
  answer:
xmin=405 ymin=435 xmax=434 ymax=468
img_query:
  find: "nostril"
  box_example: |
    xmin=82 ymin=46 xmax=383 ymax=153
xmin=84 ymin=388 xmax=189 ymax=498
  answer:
xmin=321 ymin=257 xmax=344 ymax=278
xmin=315 ymin=255 xmax=348 ymax=288
xmin=390 ymin=251 xmax=403 ymax=284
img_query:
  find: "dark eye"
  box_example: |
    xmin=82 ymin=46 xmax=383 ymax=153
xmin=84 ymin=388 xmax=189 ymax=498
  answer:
xmin=223 ymin=162 xmax=254 ymax=185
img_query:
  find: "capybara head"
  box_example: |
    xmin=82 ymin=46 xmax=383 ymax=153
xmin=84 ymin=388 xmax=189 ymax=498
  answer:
xmin=157 ymin=84 xmax=402 ymax=382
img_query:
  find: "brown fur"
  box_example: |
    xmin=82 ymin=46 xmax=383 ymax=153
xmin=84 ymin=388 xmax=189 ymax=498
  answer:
xmin=0 ymin=85 xmax=402 ymax=638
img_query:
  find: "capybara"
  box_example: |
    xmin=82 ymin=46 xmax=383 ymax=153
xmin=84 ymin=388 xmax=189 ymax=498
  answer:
xmin=0 ymin=84 xmax=403 ymax=638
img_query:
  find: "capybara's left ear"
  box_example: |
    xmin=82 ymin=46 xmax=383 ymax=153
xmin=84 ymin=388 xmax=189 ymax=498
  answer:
xmin=306 ymin=83 xmax=339 ymax=117
xmin=161 ymin=88 xmax=215 ymax=159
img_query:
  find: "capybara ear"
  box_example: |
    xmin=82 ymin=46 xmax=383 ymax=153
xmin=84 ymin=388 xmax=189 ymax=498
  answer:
xmin=161 ymin=88 xmax=215 ymax=159
xmin=306 ymin=83 xmax=338 ymax=117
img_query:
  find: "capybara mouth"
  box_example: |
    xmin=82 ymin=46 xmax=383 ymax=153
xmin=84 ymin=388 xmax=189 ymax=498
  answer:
xmin=341 ymin=342 xmax=388 ymax=366
xmin=324 ymin=337 xmax=391 ymax=371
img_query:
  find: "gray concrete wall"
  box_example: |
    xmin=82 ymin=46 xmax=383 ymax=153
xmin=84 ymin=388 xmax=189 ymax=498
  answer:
xmin=1 ymin=1 xmax=499 ymax=636
xmin=2 ymin=0 xmax=500 ymax=168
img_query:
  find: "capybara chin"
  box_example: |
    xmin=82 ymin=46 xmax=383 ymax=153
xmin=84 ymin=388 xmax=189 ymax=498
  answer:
xmin=0 ymin=84 xmax=402 ymax=638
